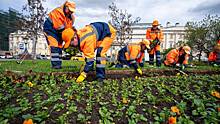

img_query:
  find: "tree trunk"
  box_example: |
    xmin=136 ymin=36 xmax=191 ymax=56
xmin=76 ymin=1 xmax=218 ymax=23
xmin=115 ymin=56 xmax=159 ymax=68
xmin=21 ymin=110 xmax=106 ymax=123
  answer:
xmin=198 ymin=50 xmax=202 ymax=61
xmin=32 ymin=34 xmax=38 ymax=59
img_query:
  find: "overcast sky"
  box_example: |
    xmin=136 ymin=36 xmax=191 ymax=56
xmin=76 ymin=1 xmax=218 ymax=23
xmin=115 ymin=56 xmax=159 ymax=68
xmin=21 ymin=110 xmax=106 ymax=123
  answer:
xmin=1 ymin=0 xmax=220 ymax=28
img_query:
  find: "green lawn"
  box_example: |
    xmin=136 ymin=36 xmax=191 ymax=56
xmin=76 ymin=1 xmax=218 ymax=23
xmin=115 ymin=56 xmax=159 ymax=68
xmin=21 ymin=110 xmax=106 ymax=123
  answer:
xmin=0 ymin=60 xmax=83 ymax=73
xmin=0 ymin=60 xmax=219 ymax=73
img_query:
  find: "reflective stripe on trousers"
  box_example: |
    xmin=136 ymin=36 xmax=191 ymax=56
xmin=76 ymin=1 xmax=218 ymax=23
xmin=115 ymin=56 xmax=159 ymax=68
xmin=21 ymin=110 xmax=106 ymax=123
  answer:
xmin=50 ymin=46 xmax=62 ymax=68
xmin=156 ymin=51 xmax=161 ymax=66
xmin=84 ymin=58 xmax=94 ymax=73
xmin=96 ymin=47 xmax=106 ymax=79
xmin=149 ymin=54 xmax=154 ymax=65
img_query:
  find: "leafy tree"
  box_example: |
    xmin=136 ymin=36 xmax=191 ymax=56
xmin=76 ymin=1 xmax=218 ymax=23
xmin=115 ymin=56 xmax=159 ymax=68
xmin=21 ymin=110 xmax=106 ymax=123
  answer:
xmin=185 ymin=15 xmax=220 ymax=61
xmin=205 ymin=15 xmax=220 ymax=52
xmin=108 ymin=2 xmax=141 ymax=47
xmin=22 ymin=0 xmax=47 ymax=59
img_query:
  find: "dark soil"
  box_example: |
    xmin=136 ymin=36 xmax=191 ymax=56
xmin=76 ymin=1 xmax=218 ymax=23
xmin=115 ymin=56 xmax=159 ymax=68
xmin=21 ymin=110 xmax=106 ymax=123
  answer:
xmin=52 ymin=69 xmax=220 ymax=81
xmin=1 ymin=69 xmax=219 ymax=124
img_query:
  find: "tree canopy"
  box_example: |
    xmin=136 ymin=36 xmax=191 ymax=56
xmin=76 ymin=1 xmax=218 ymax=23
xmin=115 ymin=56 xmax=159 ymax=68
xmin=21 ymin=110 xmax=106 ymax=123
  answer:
xmin=185 ymin=15 xmax=220 ymax=61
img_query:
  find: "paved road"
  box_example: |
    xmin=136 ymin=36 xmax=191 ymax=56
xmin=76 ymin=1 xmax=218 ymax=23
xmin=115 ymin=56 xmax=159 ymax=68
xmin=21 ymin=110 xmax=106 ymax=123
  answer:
xmin=0 ymin=59 xmax=19 ymax=61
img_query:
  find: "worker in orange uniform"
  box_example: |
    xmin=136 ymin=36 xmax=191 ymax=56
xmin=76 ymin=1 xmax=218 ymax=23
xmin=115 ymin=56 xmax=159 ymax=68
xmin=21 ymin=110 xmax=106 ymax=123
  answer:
xmin=43 ymin=1 xmax=76 ymax=69
xmin=117 ymin=39 xmax=150 ymax=75
xmin=62 ymin=22 xmax=116 ymax=82
xmin=218 ymin=39 xmax=220 ymax=44
xmin=208 ymin=43 xmax=220 ymax=66
xmin=164 ymin=46 xmax=191 ymax=70
xmin=146 ymin=20 xmax=164 ymax=67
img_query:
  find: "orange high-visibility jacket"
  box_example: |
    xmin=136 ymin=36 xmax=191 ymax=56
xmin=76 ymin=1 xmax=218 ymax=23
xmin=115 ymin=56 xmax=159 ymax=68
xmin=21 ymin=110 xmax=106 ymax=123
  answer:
xmin=164 ymin=49 xmax=189 ymax=65
xmin=77 ymin=24 xmax=116 ymax=59
xmin=125 ymin=45 xmax=145 ymax=63
xmin=146 ymin=27 xmax=164 ymax=42
xmin=48 ymin=5 xmax=73 ymax=31
xmin=208 ymin=52 xmax=217 ymax=62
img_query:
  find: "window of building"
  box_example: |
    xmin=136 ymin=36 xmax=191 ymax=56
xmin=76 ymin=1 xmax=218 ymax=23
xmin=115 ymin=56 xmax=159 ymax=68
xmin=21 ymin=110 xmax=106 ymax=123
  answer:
xmin=16 ymin=36 xmax=19 ymax=41
xmin=182 ymin=34 xmax=185 ymax=39
xmin=169 ymin=41 xmax=173 ymax=48
xmin=179 ymin=34 xmax=182 ymax=39
xmin=176 ymin=34 xmax=180 ymax=39
xmin=170 ymin=34 xmax=173 ymax=39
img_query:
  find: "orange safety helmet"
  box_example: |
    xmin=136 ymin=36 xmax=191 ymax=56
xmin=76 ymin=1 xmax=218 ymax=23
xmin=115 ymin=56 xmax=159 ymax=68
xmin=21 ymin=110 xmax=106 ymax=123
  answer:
xmin=62 ymin=28 xmax=75 ymax=48
xmin=152 ymin=20 xmax=159 ymax=26
xmin=182 ymin=46 xmax=191 ymax=54
xmin=141 ymin=39 xmax=150 ymax=49
xmin=64 ymin=1 xmax=76 ymax=13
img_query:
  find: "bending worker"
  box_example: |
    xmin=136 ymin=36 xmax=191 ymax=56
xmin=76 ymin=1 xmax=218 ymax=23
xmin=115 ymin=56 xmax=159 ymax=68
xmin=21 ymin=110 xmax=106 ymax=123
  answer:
xmin=208 ymin=44 xmax=220 ymax=66
xmin=146 ymin=20 xmax=164 ymax=67
xmin=43 ymin=1 xmax=76 ymax=69
xmin=62 ymin=22 xmax=116 ymax=83
xmin=164 ymin=46 xmax=191 ymax=70
xmin=117 ymin=39 xmax=150 ymax=75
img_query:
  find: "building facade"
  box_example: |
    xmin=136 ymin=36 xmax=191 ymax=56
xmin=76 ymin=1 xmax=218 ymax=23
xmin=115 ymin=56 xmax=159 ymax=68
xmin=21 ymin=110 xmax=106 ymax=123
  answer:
xmin=108 ymin=22 xmax=187 ymax=61
xmin=162 ymin=24 xmax=186 ymax=50
xmin=9 ymin=30 xmax=50 ymax=56
xmin=130 ymin=22 xmax=187 ymax=51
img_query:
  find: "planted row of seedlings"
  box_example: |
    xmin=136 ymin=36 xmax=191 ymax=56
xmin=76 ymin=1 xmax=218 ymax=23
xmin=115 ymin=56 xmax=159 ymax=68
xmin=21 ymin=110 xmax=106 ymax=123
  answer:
xmin=0 ymin=73 xmax=219 ymax=124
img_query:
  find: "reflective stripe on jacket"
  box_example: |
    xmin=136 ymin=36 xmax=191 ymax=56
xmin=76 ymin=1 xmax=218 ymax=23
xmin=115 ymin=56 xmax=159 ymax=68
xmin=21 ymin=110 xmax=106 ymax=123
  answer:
xmin=164 ymin=49 xmax=189 ymax=65
xmin=146 ymin=27 xmax=164 ymax=41
xmin=120 ymin=45 xmax=144 ymax=63
xmin=78 ymin=22 xmax=116 ymax=59
xmin=48 ymin=6 xmax=73 ymax=31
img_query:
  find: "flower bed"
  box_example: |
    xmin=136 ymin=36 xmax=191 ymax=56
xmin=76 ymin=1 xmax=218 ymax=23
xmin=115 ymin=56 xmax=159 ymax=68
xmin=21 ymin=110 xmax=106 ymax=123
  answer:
xmin=0 ymin=72 xmax=219 ymax=123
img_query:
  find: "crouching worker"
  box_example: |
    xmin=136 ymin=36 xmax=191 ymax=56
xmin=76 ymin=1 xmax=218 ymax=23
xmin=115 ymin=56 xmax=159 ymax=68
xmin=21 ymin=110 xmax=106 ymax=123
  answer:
xmin=208 ymin=44 xmax=220 ymax=66
xmin=43 ymin=1 xmax=76 ymax=69
xmin=62 ymin=22 xmax=116 ymax=83
xmin=117 ymin=39 xmax=150 ymax=75
xmin=164 ymin=46 xmax=191 ymax=70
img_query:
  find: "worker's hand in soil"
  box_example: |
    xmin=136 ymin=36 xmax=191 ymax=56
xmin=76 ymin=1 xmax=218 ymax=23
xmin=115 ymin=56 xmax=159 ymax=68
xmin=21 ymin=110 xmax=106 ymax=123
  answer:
xmin=136 ymin=68 xmax=143 ymax=75
xmin=76 ymin=72 xmax=87 ymax=83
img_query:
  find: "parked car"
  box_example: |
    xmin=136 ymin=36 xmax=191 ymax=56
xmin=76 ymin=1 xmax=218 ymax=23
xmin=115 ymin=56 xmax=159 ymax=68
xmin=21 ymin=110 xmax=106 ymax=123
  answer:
xmin=36 ymin=54 xmax=48 ymax=60
xmin=0 ymin=55 xmax=5 ymax=59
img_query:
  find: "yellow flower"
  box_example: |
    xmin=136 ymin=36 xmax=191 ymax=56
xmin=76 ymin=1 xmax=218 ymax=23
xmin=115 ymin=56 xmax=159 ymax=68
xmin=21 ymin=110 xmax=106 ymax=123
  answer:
xmin=68 ymin=95 xmax=74 ymax=100
xmin=23 ymin=119 xmax=33 ymax=124
xmin=122 ymin=98 xmax=128 ymax=104
xmin=135 ymin=76 xmax=139 ymax=79
xmin=211 ymin=91 xmax=220 ymax=99
xmin=168 ymin=116 xmax=176 ymax=124
xmin=171 ymin=106 xmax=180 ymax=115
xmin=27 ymin=82 xmax=33 ymax=87
xmin=176 ymin=73 xmax=180 ymax=76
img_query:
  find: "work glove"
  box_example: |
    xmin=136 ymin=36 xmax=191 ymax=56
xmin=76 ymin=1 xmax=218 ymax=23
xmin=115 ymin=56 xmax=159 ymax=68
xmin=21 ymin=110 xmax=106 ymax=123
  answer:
xmin=180 ymin=65 xmax=185 ymax=70
xmin=176 ymin=63 xmax=180 ymax=67
xmin=76 ymin=72 xmax=87 ymax=83
xmin=213 ymin=63 xmax=218 ymax=67
xmin=136 ymin=68 xmax=143 ymax=75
